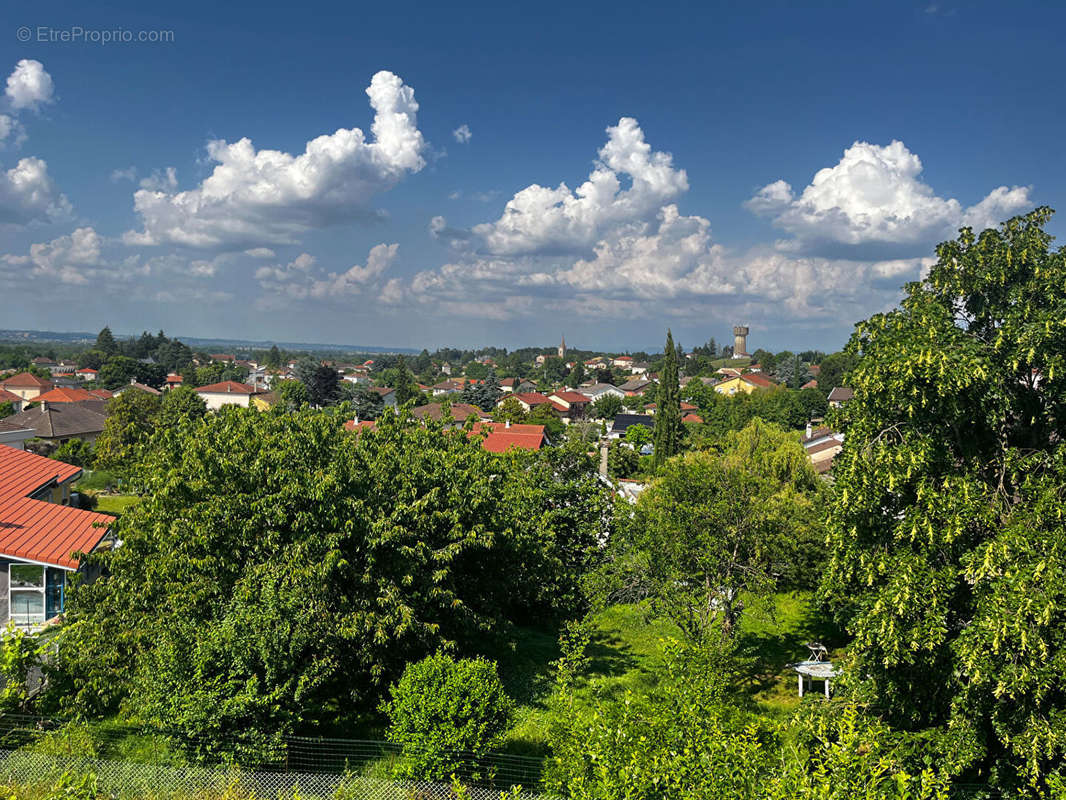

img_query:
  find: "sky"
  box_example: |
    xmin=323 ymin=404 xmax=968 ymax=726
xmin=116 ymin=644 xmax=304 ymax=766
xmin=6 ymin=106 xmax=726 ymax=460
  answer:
xmin=0 ymin=0 xmax=1063 ymax=353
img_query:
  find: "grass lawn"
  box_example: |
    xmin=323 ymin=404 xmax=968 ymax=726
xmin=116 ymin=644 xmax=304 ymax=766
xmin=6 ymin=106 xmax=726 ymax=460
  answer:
xmin=94 ymin=494 xmax=140 ymax=515
xmin=500 ymin=591 xmax=841 ymax=755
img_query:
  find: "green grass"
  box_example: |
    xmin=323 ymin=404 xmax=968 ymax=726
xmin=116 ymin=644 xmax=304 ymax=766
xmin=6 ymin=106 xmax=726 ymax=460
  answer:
xmin=500 ymin=591 xmax=840 ymax=753
xmin=94 ymin=495 xmax=140 ymax=515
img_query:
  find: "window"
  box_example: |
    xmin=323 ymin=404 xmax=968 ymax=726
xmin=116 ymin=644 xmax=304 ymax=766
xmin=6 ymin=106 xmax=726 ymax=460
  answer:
xmin=9 ymin=564 xmax=45 ymax=626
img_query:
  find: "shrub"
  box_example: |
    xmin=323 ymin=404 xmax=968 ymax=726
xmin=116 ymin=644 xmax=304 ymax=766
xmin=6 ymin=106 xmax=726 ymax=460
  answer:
xmin=384 ymin=653 xmax=514 ymax=781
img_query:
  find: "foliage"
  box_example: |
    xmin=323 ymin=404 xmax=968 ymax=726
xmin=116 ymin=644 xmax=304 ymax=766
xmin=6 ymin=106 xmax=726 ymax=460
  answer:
xmin=384 ymin=652 xmax=514 ymax=780
xmin=606 ymin=442 xmax=639 ymax=479
xmin=527 ymin=402 xmax=565 ymax=440
xmin=275 ymin=379 xmax=311 ymax=410
xmin=624 ymin=424 xmax=652 ymax=448
xmin=495 ymin=396 xmax=526 ymax=424
xmin=462 ymin=370 xmax=502 ymax=412
xmin=822 ymin=208 xmax=1066 ymax=792
xmin=48 ymin=409 xmax=606 ymax=758
xmin=0 ymin=627 xmax=42 ymax=712
xmin=590 ymin=393 xmax=622 ymax=420
xmin=350 ymin=386 xmax=385 ymax=420
xmin=51 ymin=439 xmax=92 ymax=467
xmin=294 ymin=359 xmax=341 ymax=407
xmin=652 ymin=331 xmax=682 ymax=469
xmin=92 ymin=389 xmax=161 ymax=476
xmin=567 ymin=361 xmax=585 ymax=387
xmin=0 ymin=401 xmax=14 ymax=418
xmin=815 ymin=350 xmax=858 ymax=392
xmin=95 ymin=327 xmax=117 ymax=357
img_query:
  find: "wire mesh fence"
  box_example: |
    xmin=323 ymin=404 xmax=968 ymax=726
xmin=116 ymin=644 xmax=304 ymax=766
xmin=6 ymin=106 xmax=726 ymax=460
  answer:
xmin=0 ymin=714 xmax=552 ymax=800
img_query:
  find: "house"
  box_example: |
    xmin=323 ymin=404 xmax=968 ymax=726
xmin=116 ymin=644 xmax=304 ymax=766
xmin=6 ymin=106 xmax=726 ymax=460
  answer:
xmin=411 ymin=402 xmax=488 ymax=423
xmin=87 ymin=388 xmax=113 ymax=400
xmin=628 ymin=362 xmax=651 ymax=376
xmin=713 ymin=373 xmax=778 ymax=396
xmin=548 ymin=391 xmax=592 ymax=421
xmin=210 ymin=353 xmax=235 ymax=363
xmin=682 ymin=413 xmax=704 ymax=424
xmin=499 ymin=378 xmax=535 ymax=394
xmin=612 ymin=356 xmax=633 ymax=368
xmin=35 ymin=387 xmax=95 ymax=404
xmin=0 ymin=373 xmax=53 ymax=401
xmin=113 ymin=380 xmax=162 ymax=397
xmin=0 ymin=419 xmax=35 ymax=450
xmin=617 ymin=378 xmax=654 ymax=396
xmin=608 ymin=414 xmax=654 ymax=440
xmin=251 ymin=391 xmax=279 ymax=411
xmin=803 ymin=423 xmax=845 ymax=474
xmin=0 ymin=447 xmax=116 ymax=627
xmin=801 ymin=379 xmax=818 ymax=390
xmin=0 ymin=387 xmax=26 ymax=413
xmin=580 ymin=383 xmax=626 ymax=402
xmin=74 ymin=368 xmax=98 ymax=381
xmin=51 ymin=361 xmax=77 ymax=375
xmin=195 ymin=381 xmax=261 ymax=410
xmin=165 ymin=373 xmax=184 ymax=391
xmin=368 ymin=387 xmax=397 ymax=407
xmin=343 ymin=418 xmax=376 ymax=433
xmin=827 ymin=387 xmax=854 ymax=408
xmin=431 ymin=379 xmax=465 ymax=396
xmin=645 ymin=401 xmax=698 ymax=415
xmin=503 ymin=392 xmax=554 ymax=413
xmin=4 ymin=401 xmax=109 ymax=445
xmin=468 ymin=422 xmax=548 ymax=453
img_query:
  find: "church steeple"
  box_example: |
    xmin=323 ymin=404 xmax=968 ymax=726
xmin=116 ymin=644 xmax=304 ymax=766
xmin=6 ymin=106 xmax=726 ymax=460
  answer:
xmin=558 ymin=334 xmax=566 ymax=359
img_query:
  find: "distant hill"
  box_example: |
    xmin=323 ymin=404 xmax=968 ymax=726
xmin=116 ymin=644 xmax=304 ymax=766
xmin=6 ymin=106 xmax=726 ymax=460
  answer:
xmin=0 ymin=329 xmax=418 ymax=355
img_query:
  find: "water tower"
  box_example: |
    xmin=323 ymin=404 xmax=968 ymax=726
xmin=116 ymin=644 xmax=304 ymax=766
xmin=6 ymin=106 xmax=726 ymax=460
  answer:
xmin=733 ymin=325 xmax=749 ymax=358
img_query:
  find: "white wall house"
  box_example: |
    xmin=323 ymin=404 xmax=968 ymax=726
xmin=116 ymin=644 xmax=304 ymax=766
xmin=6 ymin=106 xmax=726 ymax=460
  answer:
xmin=195 ymin=381 xmax=259 ymax=411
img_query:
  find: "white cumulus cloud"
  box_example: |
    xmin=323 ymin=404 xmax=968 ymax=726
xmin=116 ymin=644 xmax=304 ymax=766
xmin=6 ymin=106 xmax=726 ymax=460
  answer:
xmin=5 ymin=60 xmax=55 ymax=112
xmin=124 ymin=71 xmax=426 ymax=250
xmin=0 ymin=156 xmax=71 ymax=226
xmin=747 ymin=140 xmax=1031 ymax=254
xmin=1 ymin=227 xmax=104 ymax=285
xmin=452 ymin=124 xmax=472 ymax=143
xmin=255 ymin=244 xmax=398 ymax=303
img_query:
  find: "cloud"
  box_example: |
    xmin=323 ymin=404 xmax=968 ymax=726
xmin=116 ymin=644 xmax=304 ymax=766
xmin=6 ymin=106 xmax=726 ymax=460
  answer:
xmin=124 ymin=71 xmax=426 ymax=250
xmin=110 ymin=166 xmax=138 ymax=183
xmin=255 ymin=243 xmax=398 ymax=303
xmin=0 ymin=227 xmax=105 ymax=285
xmin=244 ymin=247 xmax=276 ymax=258
xmin=452 ymin=124 xmax=472 ymax=143
xmin=0 ymin=156 xmax=71 ymax=226
xmin=138 ymin=167 xmax=177 ymax=191
xmin=746 ymin=140 xmax=1031 ymax=255
xmin=5 ymin=60 xmax=55 ymax=112
xmin=471 ymin=117 xmax=688 ymax=257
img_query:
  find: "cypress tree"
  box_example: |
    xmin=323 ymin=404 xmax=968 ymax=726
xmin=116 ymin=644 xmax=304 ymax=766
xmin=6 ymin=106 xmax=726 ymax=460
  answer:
xmin=653 ymin=329 xmax=682 ymax=469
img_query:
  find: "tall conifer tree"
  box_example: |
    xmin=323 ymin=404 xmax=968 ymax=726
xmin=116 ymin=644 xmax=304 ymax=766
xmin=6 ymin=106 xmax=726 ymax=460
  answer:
xmin=653 ymin=329 xmax=682 ymax=468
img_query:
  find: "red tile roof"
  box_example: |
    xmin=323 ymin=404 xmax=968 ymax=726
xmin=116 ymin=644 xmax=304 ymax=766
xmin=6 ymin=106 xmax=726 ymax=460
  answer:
xmin=0 ymin=372 xmax=53 ymax=389
xmin=682 ymin=413 xmax=704 ymax=424
xmin=0 ymin=447 xmax=113 ymax=569
xmin=0 ymin=388 xmax=22 ymax=403
xmin=646 ymin=401 xmax=698 ymax=411
xmin=88 ymin=389 xmax=113 ymax=399
xmin=75 ymin=368 xmax=97 ymax=375
xmin=343 ymin=419 xmax=376 ymax=432
xmin=195 ymin=381 xmax=257 ymax=395
xmin=511 ymin=392 xmax=552 ymax=406
xmin=468 ymin=422 xmax=546 ymax=452
xmin=37 ymin=387 xmax=95 ymax=403
xmin=741 ymin=373 xmax=777 ymax=389
xmin=550 ymin=391 xmax=590 ymax=404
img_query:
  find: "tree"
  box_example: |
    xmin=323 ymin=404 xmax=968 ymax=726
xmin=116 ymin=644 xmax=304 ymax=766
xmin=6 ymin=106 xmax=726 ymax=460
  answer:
xmin=591 ymin=393 xmax=622 ymax=420
xmin=49 ymin=410 xmax=605 ymax=757
xmin=567 ymin=361 xmax=585 ymax=387
xmin=626 ymin=420 xmax=823 ymax=640
xmin=295 ymin=359 xmax=341 ymax=407
xmin=0 ymin=401 xmax=13 ymax=419
xmin=266 ymin=345 xmax=282 ymax=369
xmin=97 ymin=356 xmax=141 ymax=390
xmin=391 ymin=355 xmax=422 ymax=406
xmin=822 ymin=209 xmax=1066 ymax=791
xmin=462 ymin=370 xmax=501 ymax=412
xmin=652 ymin=330 xmax=682 ymax=469
xmin=95 ymin=326 xmax=118 ymax=357
xmin=528 ymin=401 xmax=565 ymax=440
xmin=607 ymin=441 xmax=639 ymax=479
xmin=275 ymin=379 xmax=311 ymax=410
xmin=352 ymin=386 xmax=385 ymax=421
xmin=816 ymin=351 xmax=857 ymax=391
xmin=624 ymin=423 xmax=652 ymax=449
xmin=92 ymin=389 xmax=162 ymax=476
xmin=495 ymin=395 xmax=526 ymax=424
xmin=52 ymin=439 xmax=92 ymax=467
xmin=384 ymin=653 xmax=514 ymax=780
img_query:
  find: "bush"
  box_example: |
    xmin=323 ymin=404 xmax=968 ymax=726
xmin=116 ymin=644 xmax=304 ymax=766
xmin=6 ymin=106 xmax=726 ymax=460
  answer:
xmin=51 ymin=439 xmax=92 ymax=468
xmin=384 ymin=653 xmax=514 ymax=781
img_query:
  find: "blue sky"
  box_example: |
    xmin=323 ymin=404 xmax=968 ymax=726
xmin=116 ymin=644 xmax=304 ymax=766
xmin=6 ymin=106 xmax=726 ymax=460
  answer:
xmin=1 ymin=0 xmax=1062 ymax=353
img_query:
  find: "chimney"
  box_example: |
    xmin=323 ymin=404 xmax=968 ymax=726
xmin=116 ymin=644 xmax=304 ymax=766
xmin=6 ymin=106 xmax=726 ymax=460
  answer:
xmin=505 ymin=420 xmax=511 ymax=429
xmin=353 ymin=413 xmax=359 ymax=425
xmin=40 ymin=400 xmax=48 ymax=412
xmin=805 ymin=421 xmax=812 ymax=439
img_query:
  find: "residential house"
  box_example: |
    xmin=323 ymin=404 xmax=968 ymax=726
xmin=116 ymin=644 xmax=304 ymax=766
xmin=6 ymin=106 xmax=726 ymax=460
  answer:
xmin=165 ymin=373 xmax=184 ymax=391
xmin=802 ymin=423 xmax=844 ymax=474
xmin=801 ymin=379 xmax=818 ymax=390
xmin=51 ymin=361 xmax=78 ymax=376
xmin=499 ymin=378 xmax=535 ymax=394
xmin=827 ymin=387 xmax=854 ymax=408
xmin=411 ymin=402 xmax=489 ymax=424
xmin=548 ymin=391 xmax=591 ymax=422
xmin=431 ymin=379 xmax=466 ymax=396
xmin=0 ymin=419 xmax=35 ymax=450
xmin=628 ymin=362 xmax=651 ymax=376
xmin=4 ymin=401 xmax=108 ymax=446
xmin=0 ymin=388 xmax=26 ymax=413
xmin=210 ymin=354 xmax=236 ymax=363
xmin=612 ymin=356 xmax=633 ymax=369
xmin=617 ymin=378 xmax=653 ymax=396
xmin=250 ymin=391 xmax=278 ymax=411
xmin=35 ymin=387 xmax=96 ymax=404
xmin=468 ymin=422 xmax=548 ymax=452
xmin=343 ymin=418 xmax=376 ymax=433
xmin=682 ymin=413 xmax=704 ymax=424
xmin=0 ymin=447 xmax=115 ymax=627
xmin=713 ymin=373 xmax=778 ymax=396
xmin=74 ymin=368 xmax=98 ymax=381
xmin=645 ymin=401 xmax=698 ymax=415
xmin=87 ymin=389 xmax=113 ymax=400
xmin=368 ymin=387 xmax=397 ymax=407
xmin=608 ymin=414 xmax=654 ymax=440
xmin=501 ymin=392 xmax=553 ymax=413
xmin=113 ymin=380 xmax=162 ymax=397
xmin=195 ymin=381 xmax=261 ymax=410
xmin=0 ymin=373 xmax=53 ymax=401
xmin=580 ymin=383 xmax=626 ymax=402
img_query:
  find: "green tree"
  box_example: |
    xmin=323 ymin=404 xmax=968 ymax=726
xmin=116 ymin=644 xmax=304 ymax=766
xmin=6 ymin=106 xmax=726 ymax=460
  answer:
xmin=384 ymin=653 xmax=514 ymax=780
xmin=266 ymin=345 xmax=282 ymax=369
xmin=0 ymin=401 xmax=13 ymax=419
xmin=52 ymin=439 xmax=92 ymax=467
xmin=823 ymin=208 xmax=1066 ymax=791
xmin=607 ymin=441 xmax=639 ymax=479
xmin=652 ymin=330 xmax=682 ymax=469
xmin=352 ymin=386 xmax=385 ymax=421
xmin=275 ymin=379 xmax=311 ymax=410
xmin=815 ymin=350 xmax=858 ymax=391
xmin=92 ymin=389 xmax=161 ymax=476
xmin=95 ymin=326 xmax=118 ymax=357
xmin=295 ymin=359 xmax=341 ymax=407
xmin=97 ymin=356 xmax=141 ymax=390
xmin=591 ymin=393 xmax=622 ymax=420
xmin=462 ymin=370 xmax=502 ymax=412
xmin=391 ymin=355 xmax=422 ymax=406
xmin=567 ymin=361 xmax=585 ymax=387
xmin=624 ymin=423 xmax=652 ymax=449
